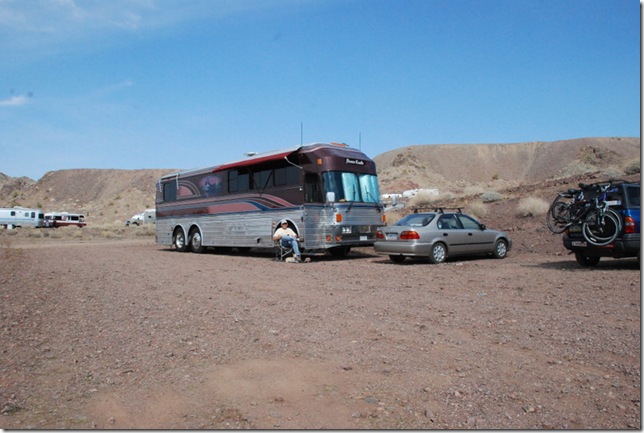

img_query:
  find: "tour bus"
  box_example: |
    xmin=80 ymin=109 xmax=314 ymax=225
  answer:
xmin=156 ymin=142 xmax=386 ymax=257
xmin=0 ymin=207 xmax=45 ymax=229
xmin=44 ymin=212 xmax=87 ymax=228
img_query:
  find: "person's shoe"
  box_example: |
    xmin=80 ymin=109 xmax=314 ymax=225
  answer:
xmin=295 ymin=255 xmax=302 ymax=262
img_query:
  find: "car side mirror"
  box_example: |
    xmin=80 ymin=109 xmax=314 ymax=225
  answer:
xmin=480 ymin=224 xmax=486 ymax=230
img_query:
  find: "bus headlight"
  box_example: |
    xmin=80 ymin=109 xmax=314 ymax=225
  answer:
xmin=341 ymin=226 xmax=352 ymax=234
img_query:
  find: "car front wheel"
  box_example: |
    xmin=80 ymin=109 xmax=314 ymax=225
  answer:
xmin=493 ymin=239 xmax=508 ymax=259
xmin=429 ymin=243 xmax=447 ymax=264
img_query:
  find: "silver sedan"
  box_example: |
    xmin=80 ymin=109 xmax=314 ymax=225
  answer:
xmin=374 ymin=210 xmax=512 ymax=264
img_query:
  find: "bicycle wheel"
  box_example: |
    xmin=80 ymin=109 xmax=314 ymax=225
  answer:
xmin=582 ymin=209 xmax=621 ymax=246
xmin=546 ymin=196 xmax=571 ymax=234
xmin=605 ymin=208 xmax=623 ymax=232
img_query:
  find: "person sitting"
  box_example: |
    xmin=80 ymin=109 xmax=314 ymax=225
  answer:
xmin=273 ymin=219 xmax=301 ymax=262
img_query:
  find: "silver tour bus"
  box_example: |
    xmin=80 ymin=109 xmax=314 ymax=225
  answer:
xmin=155 ymin=142 xmax=386 ymax=257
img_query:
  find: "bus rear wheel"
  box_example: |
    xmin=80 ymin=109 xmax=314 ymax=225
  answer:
xmin=190 ymin=229 xmax=205 ymax=253
xmin=173 ymin=228 xmax=188 ymax=252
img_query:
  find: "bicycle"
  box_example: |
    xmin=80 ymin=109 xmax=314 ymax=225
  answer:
xmin=546 ymin=181 xmax=622 ymax=246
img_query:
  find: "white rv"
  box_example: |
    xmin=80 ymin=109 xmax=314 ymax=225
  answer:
xmin=126 ymin=209 xmax=156 ymax=226
xmin=44 ymin=212 xmax=87 ymax=228
xmin=0 ymin=207 xmax=45 ymax=229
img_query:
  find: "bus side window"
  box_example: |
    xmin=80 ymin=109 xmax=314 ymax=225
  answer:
xmin=304 ymin=173 xmax=322 ymax=203
xmin=163 ymin=182 xmax=177 ymax=202
xmin=253 ymin=169 xmax=273 ymax=191
xmin=229 ymin=169 xmax=249 ymax=193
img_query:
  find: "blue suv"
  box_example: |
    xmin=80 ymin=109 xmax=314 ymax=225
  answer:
xmin=563 ymin=181 xmax=640 ymax=267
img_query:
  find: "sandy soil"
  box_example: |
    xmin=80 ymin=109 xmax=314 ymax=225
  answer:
xmin=0 ymin=229 xmax=640 ymax=429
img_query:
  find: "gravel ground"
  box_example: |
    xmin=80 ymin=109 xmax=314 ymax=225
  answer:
xmin=0 ymin=235 xmax=640 ymax=429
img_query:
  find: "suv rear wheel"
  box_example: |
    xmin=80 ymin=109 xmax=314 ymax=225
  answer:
xmin=575 ymin=252 xmax=600 ymax=267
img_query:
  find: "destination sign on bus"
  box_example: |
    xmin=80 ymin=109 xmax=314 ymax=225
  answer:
xmin=345 ymin=158 xmax=365 ymax=166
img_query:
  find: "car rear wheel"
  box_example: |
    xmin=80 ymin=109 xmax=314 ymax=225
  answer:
xmin=493 ymin=239 xmax=508 ymax=259
xmin=575 ymin=252 xmax=600 ymax=267
xmin=388 ymin=254 xmax=406 ymax=263
xmin=429 ymin=243 xmax=447 ymax=264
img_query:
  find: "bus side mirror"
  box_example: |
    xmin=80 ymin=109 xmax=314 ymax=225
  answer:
xmin=326 ymin=192 xmax=335 ymax=203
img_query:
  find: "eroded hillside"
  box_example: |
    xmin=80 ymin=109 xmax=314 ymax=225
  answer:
xmin=374 ymin=137 xmax=640 ymax=192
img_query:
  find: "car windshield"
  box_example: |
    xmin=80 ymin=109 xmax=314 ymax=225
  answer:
xmin=395 ymin=214 xmax=435 ymax=227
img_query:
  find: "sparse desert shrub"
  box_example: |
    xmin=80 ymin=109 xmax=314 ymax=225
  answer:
xmin=561 ymin=162 xmax=596 ymax=177
xmin=130 ymin=224 xmax=156 ymax=237
xmin=409 ymin=192 xmax=455 ymax=209
xmin=46 ymin=229 xmax=63 ymax=239
xmin=623 ymin=158 xmax=640 ymax=175
xmin=480 ymin=191 xmax=503 ymax=203
xmin=517 ymin=197 xmax=549 ymax=217
xmin=467 ymin=201 xmax=487 ymax=219
xmin=463 ymin=185 xmax=486 ymax=196
xmin=384 ymin=210 xmax=406 ymax=226
xmin=600 ymin=167 xmax=624 ymax=180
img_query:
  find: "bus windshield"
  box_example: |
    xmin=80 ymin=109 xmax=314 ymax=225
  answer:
xmin=322 ymin=171 xmax=380 ymax=203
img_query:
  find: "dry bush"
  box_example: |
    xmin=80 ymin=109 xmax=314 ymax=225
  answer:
xmin=463 ymin=185 xmax=486 ymax=196
xmin=561 ymin=162 xmax=596 ymax=177
xmin=467 ymin=201 xmax=487 ymax=219
xmin=623 ymin=158 xmax=640 ymax=175
xmin=517 ymin=197 xmax=549 ymax=217
xmin=600 ymin=167 xmax=625 ymax=180
xmin=409 ymin=191 xmax=455 ymax=208
xmin=385 ymin=210 xmax=407 ymax=225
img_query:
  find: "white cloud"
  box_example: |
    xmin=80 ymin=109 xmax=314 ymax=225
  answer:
xmin=0 ymin=94 xmax=30 ymax=107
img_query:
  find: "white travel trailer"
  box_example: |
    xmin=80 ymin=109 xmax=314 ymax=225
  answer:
xmin=0 ymin=207 xmax=45 ymax=229
xmin=126 ymin=209 xmax=156 ymax=226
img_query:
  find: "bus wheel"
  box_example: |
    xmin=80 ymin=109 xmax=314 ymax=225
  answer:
xmin=190 ymin=229 xmax=205 ymax=254
xmin=173 ymin=228 xmax=188 ymax=252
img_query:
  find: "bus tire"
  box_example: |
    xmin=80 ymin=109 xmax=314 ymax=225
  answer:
xmin=190 ymin=228 xmax=205 ymax=254
xmin=173 ymin=228 xmax=188 ymax=252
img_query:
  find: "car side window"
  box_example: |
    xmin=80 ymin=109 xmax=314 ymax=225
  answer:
xmin=439 ymin=215 xmax=460 ymax=230
xmin=458 ymin=215 xmax=481 ymax=230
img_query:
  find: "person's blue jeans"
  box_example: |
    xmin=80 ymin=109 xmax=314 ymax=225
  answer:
xmin=280 ymin=236 xmax=301 ymax=256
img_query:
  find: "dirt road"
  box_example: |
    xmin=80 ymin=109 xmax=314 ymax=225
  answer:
xmin=0 ymin=238 xmax=640 ymax=429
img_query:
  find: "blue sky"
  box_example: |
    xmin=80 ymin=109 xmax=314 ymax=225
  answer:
xmin=0 ymin=0 xmax=640 ymax=180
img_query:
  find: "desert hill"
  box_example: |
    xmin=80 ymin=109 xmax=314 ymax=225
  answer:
xmin=373 ymin=137 xmax=640 ymax=193
xmin=0 ymin=169 xmax=176 ymax=226
xmin=0 ymin=137 xmax=639 ymax=225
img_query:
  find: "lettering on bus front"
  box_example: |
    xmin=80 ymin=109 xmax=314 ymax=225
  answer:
xmin=345 ymin=158 xmax=365 ymax=166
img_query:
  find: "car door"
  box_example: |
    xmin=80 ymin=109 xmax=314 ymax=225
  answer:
xmin=457 ymin=214 xmax=496 ymax=253
xmin=437 ymin=214 xmax=469 ymax=254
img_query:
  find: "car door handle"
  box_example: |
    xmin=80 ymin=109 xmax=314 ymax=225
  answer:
xmin=467 ymin=233 xmax=473 ymax=236
xmin=442 ymin=233 xmax=449 ymax=236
